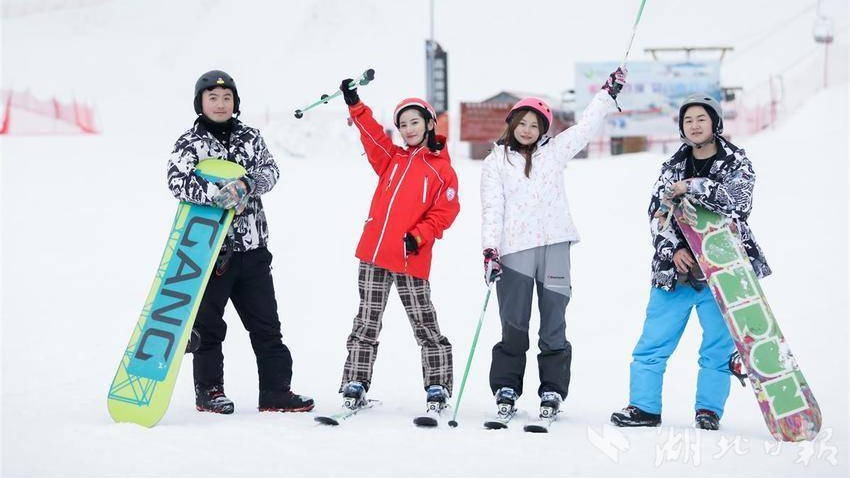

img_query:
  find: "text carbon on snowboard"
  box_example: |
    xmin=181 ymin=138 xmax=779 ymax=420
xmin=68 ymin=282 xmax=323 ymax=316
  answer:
xmin=673 ymin=202 xmax=821 ymax=441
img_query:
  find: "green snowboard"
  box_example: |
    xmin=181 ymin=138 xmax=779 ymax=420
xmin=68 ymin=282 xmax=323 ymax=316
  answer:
xmin=673 ymin=200 xmax=821 ymax=441
xmin=107 ymin=159 xmax=245 ymax=427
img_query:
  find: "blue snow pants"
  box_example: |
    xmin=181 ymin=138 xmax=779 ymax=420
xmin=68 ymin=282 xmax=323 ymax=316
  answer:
xmin=629 ymin=284 xmax=734 ymax=417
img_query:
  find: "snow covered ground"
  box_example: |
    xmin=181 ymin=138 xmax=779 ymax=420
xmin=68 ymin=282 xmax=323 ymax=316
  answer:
xmin=2 ymin=1 xmax=848 ymax=477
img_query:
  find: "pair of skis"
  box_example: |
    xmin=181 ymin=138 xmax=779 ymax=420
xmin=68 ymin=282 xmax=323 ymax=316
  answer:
xmin=314 ymin=397 xmax=457 ymax=428
xmin=484 ymin=406 xmax=558 ymax=433
xmin=417 ymin=404 xmax=559 ymax=431
xmin=411 ymin=407 xmax=558 ymax=430
xmin=314 ymin=400 xmax=448 ymax=428
xmin=313 ymin=405 xmax=444 ymax=428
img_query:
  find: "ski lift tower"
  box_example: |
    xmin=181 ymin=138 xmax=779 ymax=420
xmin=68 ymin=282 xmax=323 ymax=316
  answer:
xmin=425 ymin=0 xmax=449 ymax=136
xmin=813 ymin=12 xmax=834 ymax=89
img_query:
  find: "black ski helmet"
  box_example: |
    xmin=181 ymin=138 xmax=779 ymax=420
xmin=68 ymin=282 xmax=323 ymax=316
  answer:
xmin=678 ymin=93 xmax=723 ymax=144
xmin=194 ymin=70 xmax=240 ymax=116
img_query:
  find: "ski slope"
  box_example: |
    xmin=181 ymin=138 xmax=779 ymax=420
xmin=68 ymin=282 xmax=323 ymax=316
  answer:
xmin=2 ymin=1 xmax=848 ymax=477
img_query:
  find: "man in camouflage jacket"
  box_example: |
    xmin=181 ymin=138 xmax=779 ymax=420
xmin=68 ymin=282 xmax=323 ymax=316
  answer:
xmin=612 ymin=94 xmax=770 ymax=431
xmin=167 ymin=69 xmax=313 ymax=415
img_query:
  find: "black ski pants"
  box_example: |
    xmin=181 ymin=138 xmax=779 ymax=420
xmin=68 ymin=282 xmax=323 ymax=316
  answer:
xmin=192 ymin=247 xmax=293 ymax=392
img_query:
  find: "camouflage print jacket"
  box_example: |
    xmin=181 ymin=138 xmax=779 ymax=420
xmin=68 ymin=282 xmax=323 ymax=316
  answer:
xmin=648 ymin=136 xmax=771 ymax=290
xmin=167 ymin=118 xmax=279 ymax=252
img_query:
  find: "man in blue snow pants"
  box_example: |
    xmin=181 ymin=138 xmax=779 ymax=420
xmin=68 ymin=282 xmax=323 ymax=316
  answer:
xmin=610 ymin=93 xmax=771 ymax=430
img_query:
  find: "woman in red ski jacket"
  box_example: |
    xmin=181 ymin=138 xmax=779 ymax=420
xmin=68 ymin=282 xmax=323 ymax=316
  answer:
xmin=352 ymin=102 xmax=458 ymax=281
xmin=335 ymin=77 xmax=460 ymax=419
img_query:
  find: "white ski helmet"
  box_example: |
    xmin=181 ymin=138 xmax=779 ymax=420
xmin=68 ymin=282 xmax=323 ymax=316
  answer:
xmin=678 ymin=93 xmax=723 ymax=143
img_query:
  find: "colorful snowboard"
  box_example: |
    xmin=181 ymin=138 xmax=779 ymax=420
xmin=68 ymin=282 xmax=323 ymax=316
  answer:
xmin=108 ymin=159 xmax=245 ymax=427
xmin=673 ymin=202 xmax=821 ymax=441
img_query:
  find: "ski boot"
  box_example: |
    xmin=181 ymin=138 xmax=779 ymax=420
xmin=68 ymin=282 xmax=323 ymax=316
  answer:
xmin=482 ymin=387 xmax=519 ymax=429
xmin=695 ymin=409 xmax=720 ymax=430
xmin=495 ymin=387 xmax=518 ymax=418
xmin=539 ymin=391 xmax=562 ymax=419
xmin=610 ymin=405 xmax=661 ymax=427
xmin=425 ymin=384 xmax=449 ymax=413
xmin=258 ymin=389 xmax=315 ymax=412
xmin=729 ymin=351 xmax=748 ymax=387
xmin=341 ymin=381 xmax=367 ymax=410
xmin=413 ymin=385 xmax=449 ymax=427
xmin=195 ymin=384 xmax=235 ymax=414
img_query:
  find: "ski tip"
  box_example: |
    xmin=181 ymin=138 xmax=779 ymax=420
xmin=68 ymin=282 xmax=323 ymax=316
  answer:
xmin=314 ymin=416 xmax=340 ymax=426
xmin=294 ymin=109 xmax=303 ymax=119
xmin=413 ymin=416 xmax=439 ymax=428
xmin=523 ymin=424 xmax=549 ymax=433
xmin=448 ymin=420 xmax=458 ymax=428
xmin=483 ymin=421 xmax=508 ymax=430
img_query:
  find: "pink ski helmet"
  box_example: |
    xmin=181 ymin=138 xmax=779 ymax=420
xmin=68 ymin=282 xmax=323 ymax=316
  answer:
xmin=507 ymin=97 xmax=553 ymax=135
xmin=394 ymin=97 xmax=437 ymax=127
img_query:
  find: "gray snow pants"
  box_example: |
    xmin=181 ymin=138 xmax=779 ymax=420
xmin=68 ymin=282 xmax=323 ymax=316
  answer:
xmin=489 ymin=242 xmax=573 ymax=399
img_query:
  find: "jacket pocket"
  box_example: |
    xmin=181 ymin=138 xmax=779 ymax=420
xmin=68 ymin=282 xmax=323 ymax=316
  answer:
xmin=386 ymin=163 xmax=399 ymax=190
xmin=400 ymin=233 xmax=409 ymax=273
xmin=422 ymin=176 xmax=428 ymax=203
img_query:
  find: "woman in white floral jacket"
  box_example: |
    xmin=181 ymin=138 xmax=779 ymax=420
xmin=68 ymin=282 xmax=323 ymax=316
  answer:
xmin=480 ymin=68 xmax=625 ymax=418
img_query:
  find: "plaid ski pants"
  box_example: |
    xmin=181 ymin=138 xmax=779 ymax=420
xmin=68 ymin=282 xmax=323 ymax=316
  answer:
xmin=340 ymin=261 xmax=453 ymax=394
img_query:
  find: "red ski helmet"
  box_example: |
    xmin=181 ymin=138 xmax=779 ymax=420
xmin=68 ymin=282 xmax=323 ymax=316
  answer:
xmin=506 ymin=97 xmax=553 ymax=135
xmin=393 ymin=97 xmax=437 ymax=127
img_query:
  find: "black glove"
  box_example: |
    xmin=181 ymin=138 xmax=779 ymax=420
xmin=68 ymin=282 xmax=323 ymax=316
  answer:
xmin=483 ymin=248 xmax=502 ymax=285
xmin=340 ymin=78 xmax=360 ymax=106
xmin=601 ymin=66 xmax=627 ymax=100
xmin=404 ymin=233 xmax=420 ymax=256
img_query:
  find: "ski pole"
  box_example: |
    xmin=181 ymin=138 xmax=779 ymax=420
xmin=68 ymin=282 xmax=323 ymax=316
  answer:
xmin=294 ymin=68 xmax=375 ymax=119
xmin=448 ymin=263 xmax=496 ymax=428
xmin=621 ymin=0 xmax=647 ymax=67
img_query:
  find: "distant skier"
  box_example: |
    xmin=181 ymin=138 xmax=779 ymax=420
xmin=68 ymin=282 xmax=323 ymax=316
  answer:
xmin=333 ymin=77 xmax=460 ymax=417
xmin=167 ymin=69 xmax=314 ymax=415
xmin=480 ymin=68 xmax=626 ymax=421
xmin=610 ymin=93 xmax=770 ymax=430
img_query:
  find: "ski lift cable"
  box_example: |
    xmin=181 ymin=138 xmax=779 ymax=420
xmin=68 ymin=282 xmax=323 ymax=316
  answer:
xmin=775 ymin=21 xmax=849 ymax=75
xmin=726 ymin=2 xmax=819 ymax=64
xmin=738 ymin=22 xmax=849 ymax=92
